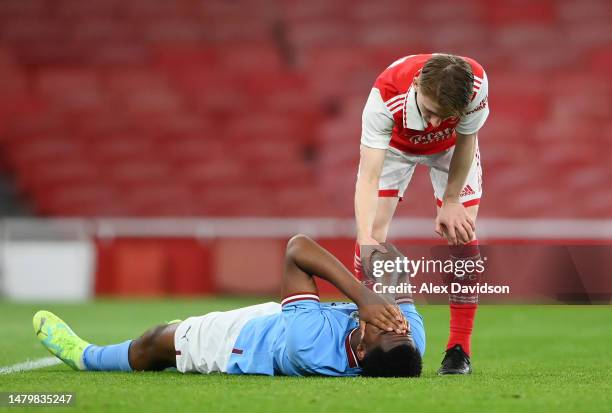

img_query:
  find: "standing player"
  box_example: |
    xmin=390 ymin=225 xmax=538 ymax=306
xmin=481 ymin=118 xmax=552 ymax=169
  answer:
xmin=354 ymin=53 xmax=489 ymax=374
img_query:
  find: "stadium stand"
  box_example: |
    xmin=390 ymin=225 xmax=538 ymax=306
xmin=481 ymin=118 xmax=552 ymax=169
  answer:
xmin=0 ymin=0 xmax=610 ymax=218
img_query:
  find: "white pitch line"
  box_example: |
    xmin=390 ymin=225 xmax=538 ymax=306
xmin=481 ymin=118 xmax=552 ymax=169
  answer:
xmin=0 ymin=357 xmax=62 ymax=375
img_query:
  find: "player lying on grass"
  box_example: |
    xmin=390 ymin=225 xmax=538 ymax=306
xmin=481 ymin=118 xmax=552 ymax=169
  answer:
xmin=34 ymin=235 xmax=425 ymax=377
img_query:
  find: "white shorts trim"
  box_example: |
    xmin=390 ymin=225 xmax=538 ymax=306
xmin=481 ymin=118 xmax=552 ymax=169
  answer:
xmin=174 ymin=302 xmax=281 ymax=374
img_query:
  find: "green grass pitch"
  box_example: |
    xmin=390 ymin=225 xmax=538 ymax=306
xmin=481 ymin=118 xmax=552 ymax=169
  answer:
xmin=1 ymin=299 xmax=611 ymax=413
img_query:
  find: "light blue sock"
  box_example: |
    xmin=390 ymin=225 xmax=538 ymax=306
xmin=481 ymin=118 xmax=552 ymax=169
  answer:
xmin=82 ymin=340 xmax=133 ymax=372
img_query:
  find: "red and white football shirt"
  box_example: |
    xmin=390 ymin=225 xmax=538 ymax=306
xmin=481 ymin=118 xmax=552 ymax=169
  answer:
xmin=361 ymin=54 xmax=489 ymax=155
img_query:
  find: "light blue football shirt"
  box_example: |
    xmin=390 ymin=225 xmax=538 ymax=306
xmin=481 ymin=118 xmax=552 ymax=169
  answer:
xmin=226 ymin=295 xmax=426 ymax=376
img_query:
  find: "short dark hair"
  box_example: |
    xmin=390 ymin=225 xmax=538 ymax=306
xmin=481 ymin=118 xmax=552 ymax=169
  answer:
xmin=361 ymin=344 xmax=422 ymax=377
xmin=419 ymin=54 xmax=474 ymax=118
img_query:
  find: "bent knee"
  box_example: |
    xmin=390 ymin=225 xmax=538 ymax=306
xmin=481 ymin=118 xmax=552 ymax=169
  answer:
xmin=465 ymin=204 xmax=479 ymax=221
xmin=286 ymin=234 xmax=313 ymax=256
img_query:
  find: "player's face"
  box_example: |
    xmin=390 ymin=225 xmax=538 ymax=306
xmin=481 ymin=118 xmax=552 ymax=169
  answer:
xmin=414 ymin=78 xmax=449 ymax=128
xmin=416 ymin=92 xmax=445 ymax=128
xmin=361 ymin=322 xmax=414 ymax=352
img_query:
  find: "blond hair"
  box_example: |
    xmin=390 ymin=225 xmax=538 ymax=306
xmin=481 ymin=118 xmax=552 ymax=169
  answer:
xmin=419 ymin=54 xmax=474 ymax=118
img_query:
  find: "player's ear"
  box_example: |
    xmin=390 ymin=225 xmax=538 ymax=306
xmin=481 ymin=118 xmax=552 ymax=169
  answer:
xmin=413 ymin=76 xmax=419 ymax=89
xmin=356 ymin=343 xmax=366 ymax=361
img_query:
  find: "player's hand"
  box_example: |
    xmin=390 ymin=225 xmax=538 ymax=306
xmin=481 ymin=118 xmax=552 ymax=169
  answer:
xmin=358 ymin=238 xmax=388 ymax=281
xmin=358 ymin=290 xmax=406 ymax=334
xmin=435 ymin=201 xmax=475 ymax=245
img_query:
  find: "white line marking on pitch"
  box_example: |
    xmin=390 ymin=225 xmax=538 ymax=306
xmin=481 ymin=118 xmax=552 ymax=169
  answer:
xmin=0 ymin=357 xmax=61 ymax=375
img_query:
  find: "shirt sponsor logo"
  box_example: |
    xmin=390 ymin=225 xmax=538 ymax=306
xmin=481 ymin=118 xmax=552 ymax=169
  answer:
xmin=408 ymin=127 xmax=454 ymax=145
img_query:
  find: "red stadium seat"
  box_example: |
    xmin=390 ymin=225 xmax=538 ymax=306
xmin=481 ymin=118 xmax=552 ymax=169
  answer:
xmin=0 ymin=0 xmax=610 ymax=219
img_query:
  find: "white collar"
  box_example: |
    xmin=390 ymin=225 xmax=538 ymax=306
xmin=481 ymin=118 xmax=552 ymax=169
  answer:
xmin=403 ymin=85 xmax=427 ymax=131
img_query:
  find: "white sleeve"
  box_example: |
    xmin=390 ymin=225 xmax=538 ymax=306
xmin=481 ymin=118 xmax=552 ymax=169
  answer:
xmin=456 ymin=72 xmax=490 ymax=135
xmin=361 ymin=88 xmax=394 ymax=149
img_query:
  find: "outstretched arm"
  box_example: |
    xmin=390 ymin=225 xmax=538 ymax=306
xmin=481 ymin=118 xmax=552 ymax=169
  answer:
xmin=355 ymin=145 xmax=386 ymax=247
xmin=282 ymin=234 xmax=406 ymax=334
